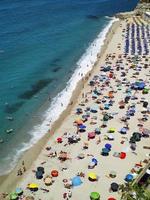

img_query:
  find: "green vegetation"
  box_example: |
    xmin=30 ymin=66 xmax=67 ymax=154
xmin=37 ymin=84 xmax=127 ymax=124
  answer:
xmin=120 ymin=182 xmax=150 ymax=200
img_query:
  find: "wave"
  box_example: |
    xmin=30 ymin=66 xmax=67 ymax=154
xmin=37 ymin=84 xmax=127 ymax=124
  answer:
xmin=0 ymin=16 xmax=119 ymax=175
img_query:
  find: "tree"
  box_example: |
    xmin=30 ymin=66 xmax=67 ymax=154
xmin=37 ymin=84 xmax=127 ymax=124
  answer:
xmin=120 ymin=182 xmax=150 ymax=200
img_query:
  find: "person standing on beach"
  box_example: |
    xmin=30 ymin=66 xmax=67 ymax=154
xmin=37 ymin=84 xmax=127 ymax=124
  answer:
xmin=22 ymin=160 xmax=26 ymax=172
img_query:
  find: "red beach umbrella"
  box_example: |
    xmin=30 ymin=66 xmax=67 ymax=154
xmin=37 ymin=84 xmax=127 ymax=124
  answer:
xmin=51 ymin=170 xmax=59 ymax=177
xmin=57 ymin=137 xmax=62 ymax=143
xmin=108 ymin=198 xmax=116 ymax=200
xmin=88 ymin=132 xmax=96 ymax=139
xmin=120 ymin=152 xmax=126 ymax=159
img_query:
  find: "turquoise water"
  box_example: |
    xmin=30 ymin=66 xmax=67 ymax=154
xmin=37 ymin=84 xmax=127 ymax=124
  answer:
xmin=0 ymin=0 xmax=138 ymax=175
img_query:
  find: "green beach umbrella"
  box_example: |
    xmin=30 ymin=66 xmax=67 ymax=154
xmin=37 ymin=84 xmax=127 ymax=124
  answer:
xmin=9 ymin=192 xmax=18 ymax=200
xmin=143 ymin=88 xmax=149 ymax=94
xmin=103 ymin=114 xmax=109 ymax=121
xmin=90 ymin=192 xmax=100 ymax=200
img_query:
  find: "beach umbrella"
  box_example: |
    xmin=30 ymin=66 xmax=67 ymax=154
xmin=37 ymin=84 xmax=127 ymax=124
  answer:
xmin=88 ymin=161 xmax=96 ymax=168
xmin=9 ymin=192 xmax=18 ymax=200
xmin=90 ymin=192 xmax=100 ymax=200
xmin=143 ymin=88 xmax=149 ymax=94
xmin=37 ymin=166 xmax=44 ymax=173
xmin=104 ymin=104 xmax=110 ymax=110
xmin=110 ymin=182 xmax=119 ymax=192
xmin=51 ymin=170 xmax=59 ymax=177
xmin=109 ymin=128 xmax=116 ymax=133
xmin=72 ymin=176 xmax=82 ymax=186
xmin=138 ymin=82 xmax=145 ymax=90
xmin=120 ymin=127 xmax=127 ymax=134
xmin=15 ymin=188 xmax=23 ymax=195
xmin=133 ymin=132 xmax=141 ymax=141
xmin=36 ymin=170 xmax=43 ymax=179
xmin=95 ymin=128 xmax=101 ymax=134
xmin=44 ymin=176 xmax=53 ymax=186
xmin=103 ymin=114 xmax=109 ymax=121
xmin=28 ymin=183 xmax=38 ymax=191
xmin=79 ymin=124 xmax=86 ymax=129
xmin=92 ymin=158 xmax=98 ymax=165
xmin=125 ymin=174 xmax=133 ymax=182
xmin=57 ymin=137 xmax=62 ymax=143
xmin=102 ymin=148 xmax=109 ymax=154
xmin=105 ymin=143 xmax=112 ymax=150
xmin=88 ymin=172 xmax=97 ymax=181
xmin=88 ymin=132 xmax=96 ymax=139
xmin=120 ymin=152 xmax=126 ymax=159
xmin=108 ymin=134 xmax=114 ymax=140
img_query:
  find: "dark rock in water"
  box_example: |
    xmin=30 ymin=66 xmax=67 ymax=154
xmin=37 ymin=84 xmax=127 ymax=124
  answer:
xmin=19 ymin=78 xmax=54 ymax=99
xmin=87 ymin=15 xmax=99 ymax=20
xmin=4 ymin=102 xmax=24 ymax=114
xmin=51 ymin=58 xmax=61 ymax=63
xmin=52 ymin=66 xmax=62 ymax=72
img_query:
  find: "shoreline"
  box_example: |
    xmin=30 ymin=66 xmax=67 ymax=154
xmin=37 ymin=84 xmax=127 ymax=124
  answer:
xmin=0 ymin=18 xmax=120 ymax=192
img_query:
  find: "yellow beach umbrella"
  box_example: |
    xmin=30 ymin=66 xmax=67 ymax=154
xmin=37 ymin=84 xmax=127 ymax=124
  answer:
xmin=88 ymin=172 xmax=97 ymax=180
xmin=28 ymin=183 xmax=38 ymax=189
xmin=109 ymin=128 xmax=116 ymax=133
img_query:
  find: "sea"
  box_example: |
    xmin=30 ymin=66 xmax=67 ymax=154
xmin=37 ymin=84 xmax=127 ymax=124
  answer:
xmin=0 ymin=0 xmax=138 ymax=175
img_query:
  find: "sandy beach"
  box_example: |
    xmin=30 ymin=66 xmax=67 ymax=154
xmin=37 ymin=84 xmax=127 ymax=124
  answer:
xmin=0 ymin=15 xmax=150 ymax=200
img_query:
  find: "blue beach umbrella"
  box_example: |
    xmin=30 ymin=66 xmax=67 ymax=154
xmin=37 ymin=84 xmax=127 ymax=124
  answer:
xmin=92 ymin=158 xmax=98 ymax=165
xmin=95 ymin=128 xmax=101 ymax=134
xmin=79 ymin=124 xmax=86 ymax=129
xmin=72 ymin=176 xmax=82 ymax=186
xmin=104 ymin=104 xmax=109 ymax=110
xmin=105 ymin=143 xmax=112 ymax=150
xmin=120 ymin=127 xmax=127 ymax=134
xmin=138 ymin=82 xmax=145 ymax=90
xmin=125 ymin=174 xmax=133 ymax=182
